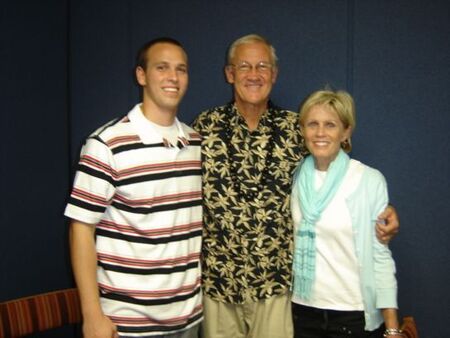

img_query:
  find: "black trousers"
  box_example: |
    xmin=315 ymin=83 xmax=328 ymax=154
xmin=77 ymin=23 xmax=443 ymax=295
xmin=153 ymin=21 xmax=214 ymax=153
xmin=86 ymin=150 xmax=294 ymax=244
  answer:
xmin=292 ymin=303 xmax=384 ymax=338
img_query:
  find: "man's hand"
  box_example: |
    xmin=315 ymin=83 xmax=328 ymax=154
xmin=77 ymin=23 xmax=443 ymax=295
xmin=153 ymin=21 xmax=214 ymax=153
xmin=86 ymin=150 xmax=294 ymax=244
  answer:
xmin=376 ymin=205 xmax=399 ymax=244
xmin=82 ymin=314 xmax=119 ymax=338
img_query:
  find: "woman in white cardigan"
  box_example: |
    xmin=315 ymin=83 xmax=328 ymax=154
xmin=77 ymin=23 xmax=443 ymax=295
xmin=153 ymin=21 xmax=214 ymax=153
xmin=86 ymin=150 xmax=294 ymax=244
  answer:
xmin=291 ymin=89 xmax=404 ymax=338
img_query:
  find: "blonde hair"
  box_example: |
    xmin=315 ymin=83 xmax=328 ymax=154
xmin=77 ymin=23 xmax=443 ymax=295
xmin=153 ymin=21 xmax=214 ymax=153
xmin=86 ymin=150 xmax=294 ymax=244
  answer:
xmin=299 ymin=89 xmax=356 ymax=152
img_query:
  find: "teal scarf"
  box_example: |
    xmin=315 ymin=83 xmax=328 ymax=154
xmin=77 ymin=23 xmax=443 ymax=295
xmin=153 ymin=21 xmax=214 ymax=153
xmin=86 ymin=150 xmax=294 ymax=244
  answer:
xmin=293 ymin=149 xmax=350 ymax=300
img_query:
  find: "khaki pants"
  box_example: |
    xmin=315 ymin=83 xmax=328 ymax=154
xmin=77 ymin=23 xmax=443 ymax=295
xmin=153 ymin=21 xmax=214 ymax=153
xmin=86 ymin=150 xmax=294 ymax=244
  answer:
xmin=202 ymin=293 xmax=293 ymax=338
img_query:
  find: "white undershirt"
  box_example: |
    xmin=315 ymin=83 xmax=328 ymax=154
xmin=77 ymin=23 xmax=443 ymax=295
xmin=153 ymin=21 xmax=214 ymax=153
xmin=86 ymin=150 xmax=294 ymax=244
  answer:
xmin=292 ymin=161 xmax=365 ymax=311
xmin=148 ymin=120 xmax=179 ymax=146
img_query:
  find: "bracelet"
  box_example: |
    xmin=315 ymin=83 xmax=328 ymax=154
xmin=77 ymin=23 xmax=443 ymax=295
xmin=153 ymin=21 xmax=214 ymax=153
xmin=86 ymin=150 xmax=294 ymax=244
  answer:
xmin=383 ymin=328 xmax=405 ymax=337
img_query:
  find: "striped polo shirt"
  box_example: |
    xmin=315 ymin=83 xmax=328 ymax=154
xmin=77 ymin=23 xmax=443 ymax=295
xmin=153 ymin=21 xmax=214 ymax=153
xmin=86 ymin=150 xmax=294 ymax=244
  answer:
xmin=65 ymin=104 xmax=203 ymax=337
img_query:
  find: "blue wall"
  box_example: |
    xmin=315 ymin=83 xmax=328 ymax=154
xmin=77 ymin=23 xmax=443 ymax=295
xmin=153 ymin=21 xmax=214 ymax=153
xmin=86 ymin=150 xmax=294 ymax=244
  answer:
xmin=1 ymin=0 xmax=72 ymax=299
xmin=1 ymin=1 xmax=449 ymax=337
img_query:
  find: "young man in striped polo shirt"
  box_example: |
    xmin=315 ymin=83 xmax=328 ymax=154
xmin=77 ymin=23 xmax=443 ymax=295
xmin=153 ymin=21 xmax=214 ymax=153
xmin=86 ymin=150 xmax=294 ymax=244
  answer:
xmin=65 ymin=38 xmax=202 ymax=338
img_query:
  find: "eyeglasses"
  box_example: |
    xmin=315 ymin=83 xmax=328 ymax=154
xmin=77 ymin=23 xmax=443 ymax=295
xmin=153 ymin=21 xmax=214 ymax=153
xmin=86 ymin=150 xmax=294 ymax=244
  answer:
xmin=229 ymin=61 xmax=274 ymax=73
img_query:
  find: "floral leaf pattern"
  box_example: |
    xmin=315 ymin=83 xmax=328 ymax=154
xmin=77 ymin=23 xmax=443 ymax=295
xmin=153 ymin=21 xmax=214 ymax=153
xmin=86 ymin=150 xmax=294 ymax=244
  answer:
xmin=192 ymin=103 xmax=308 ymax=304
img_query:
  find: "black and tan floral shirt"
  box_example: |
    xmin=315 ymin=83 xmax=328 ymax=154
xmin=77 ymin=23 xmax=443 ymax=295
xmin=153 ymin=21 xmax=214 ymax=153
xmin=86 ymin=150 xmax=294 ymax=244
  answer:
xmin=192 ymin=102 xmax=308 ymax=304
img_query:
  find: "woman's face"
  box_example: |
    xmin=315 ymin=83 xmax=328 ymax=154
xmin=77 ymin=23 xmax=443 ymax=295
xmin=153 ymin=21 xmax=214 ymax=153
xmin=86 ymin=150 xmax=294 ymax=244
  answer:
xmin=301 ymin=104 xmax=351 ymax=171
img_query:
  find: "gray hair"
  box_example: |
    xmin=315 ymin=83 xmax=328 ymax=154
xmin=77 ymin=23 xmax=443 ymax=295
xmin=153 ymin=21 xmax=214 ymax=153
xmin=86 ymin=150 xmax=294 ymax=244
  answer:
xmin=226 ymin=34 xmax=278 ymax=66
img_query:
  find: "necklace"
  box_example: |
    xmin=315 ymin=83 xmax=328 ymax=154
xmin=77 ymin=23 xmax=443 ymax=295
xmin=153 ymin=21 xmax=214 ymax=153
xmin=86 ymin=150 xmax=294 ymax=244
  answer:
xmin=222 ymin=103 xmax=277 ymax=201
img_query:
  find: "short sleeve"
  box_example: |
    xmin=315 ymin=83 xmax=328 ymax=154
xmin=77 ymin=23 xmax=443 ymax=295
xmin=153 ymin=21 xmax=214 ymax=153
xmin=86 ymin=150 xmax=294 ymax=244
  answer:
xmin=64 ymin=137 xmax=116 ymax=225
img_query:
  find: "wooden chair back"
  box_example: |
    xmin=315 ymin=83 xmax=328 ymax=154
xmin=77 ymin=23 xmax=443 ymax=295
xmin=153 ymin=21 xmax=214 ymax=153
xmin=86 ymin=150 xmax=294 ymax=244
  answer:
xmin=0 ymin=288 xmax=81 ymax=337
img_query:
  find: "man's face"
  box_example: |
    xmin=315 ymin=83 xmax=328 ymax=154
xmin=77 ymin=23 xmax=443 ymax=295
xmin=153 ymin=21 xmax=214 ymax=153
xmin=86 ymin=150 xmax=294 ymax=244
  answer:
xmin=136 ymin=42 xmax=188 ymax=114
xmin=225 ymin=42 xmax=278 ymax=108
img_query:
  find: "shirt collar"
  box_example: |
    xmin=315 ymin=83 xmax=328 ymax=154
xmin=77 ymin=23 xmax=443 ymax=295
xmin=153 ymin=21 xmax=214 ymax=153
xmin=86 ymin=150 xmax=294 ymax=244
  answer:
xmin=127 ymin=103 xmax=187 ymax=147
xmin=229 ymin=102 xmax=272 ymax=133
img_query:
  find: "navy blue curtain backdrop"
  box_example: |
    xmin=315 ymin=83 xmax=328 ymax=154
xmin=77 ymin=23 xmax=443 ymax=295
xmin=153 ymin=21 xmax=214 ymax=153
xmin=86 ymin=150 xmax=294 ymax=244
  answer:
xmin=1 ymin=1 xmax=449 ymax=337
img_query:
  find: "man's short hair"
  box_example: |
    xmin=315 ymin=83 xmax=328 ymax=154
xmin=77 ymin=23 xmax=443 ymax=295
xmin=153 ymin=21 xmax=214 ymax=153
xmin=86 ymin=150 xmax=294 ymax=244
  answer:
xmin=136 ymin=37 xmax=185 ymax=70
xmin=226 ymin=34 xmax=278 ymax=66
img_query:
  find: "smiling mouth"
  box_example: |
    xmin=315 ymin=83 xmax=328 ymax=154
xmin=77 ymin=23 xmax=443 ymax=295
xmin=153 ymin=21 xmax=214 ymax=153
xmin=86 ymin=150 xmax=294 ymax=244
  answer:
xmin=313 ymin=141 xmax=329 ymax=146
xmin=163 ymin=87 xmax=178 ymax=93
xmin=245 ymin=83 xmax=263 ymax=91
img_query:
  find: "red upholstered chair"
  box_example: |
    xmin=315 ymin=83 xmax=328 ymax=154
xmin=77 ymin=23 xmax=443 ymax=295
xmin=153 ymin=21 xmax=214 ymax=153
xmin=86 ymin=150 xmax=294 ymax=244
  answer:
xmin=401 ymin=316 xmax=419 ymax=338
xmin=0 ymin=288 xmax=81 ymax=337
